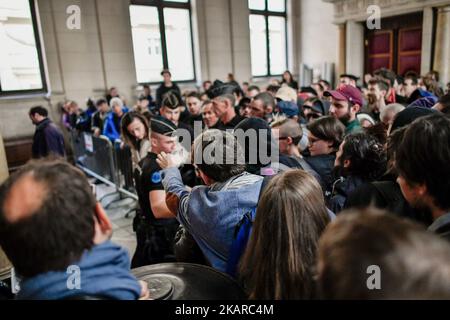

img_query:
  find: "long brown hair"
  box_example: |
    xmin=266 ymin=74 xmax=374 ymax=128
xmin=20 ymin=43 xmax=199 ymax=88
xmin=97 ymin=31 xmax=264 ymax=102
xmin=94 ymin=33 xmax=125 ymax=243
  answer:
xmin=239 ymin=170 xmax=330 ymax=299
xmin=120 ymin=111 xmax=150 ymax=150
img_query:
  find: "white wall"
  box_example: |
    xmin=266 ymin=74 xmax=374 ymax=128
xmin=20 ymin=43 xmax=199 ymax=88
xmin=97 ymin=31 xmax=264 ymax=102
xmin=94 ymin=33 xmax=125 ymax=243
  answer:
xmin=0 ymin=0 xmax=138 ymax=140
xmin=0 ymin=0 xmax=339 ymax=141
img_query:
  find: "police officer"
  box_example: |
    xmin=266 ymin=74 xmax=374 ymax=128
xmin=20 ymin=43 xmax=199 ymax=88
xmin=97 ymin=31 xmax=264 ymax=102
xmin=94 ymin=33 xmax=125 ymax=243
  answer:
xmin=132 ymin=116 xmax=180 ymax=268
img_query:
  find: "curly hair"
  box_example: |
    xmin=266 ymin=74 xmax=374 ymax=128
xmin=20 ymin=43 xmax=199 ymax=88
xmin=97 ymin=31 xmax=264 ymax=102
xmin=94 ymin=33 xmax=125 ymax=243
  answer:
xmin=341 ymin=132 xmax=387 ymax=180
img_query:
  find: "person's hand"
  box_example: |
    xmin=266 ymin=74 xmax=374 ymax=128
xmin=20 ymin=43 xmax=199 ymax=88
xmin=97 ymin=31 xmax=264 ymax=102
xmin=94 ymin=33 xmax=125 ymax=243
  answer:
xmin=156 ymin=152 xmax=177 ymax=169
xmin=139 ymin=280 xmax=150 ymax=300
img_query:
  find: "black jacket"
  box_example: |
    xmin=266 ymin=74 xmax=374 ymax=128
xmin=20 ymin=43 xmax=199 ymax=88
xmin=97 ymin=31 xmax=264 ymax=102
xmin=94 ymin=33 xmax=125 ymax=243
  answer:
xmin=156 ymin=83 xmax=183 ymax=109
xmin=91 ymin=111 xmax=107 ymax=133
xmin=32 ymin=118 xmax=65 ymax=159
xmin=329 ymin=175 xmax=366 ymax=214
xmin=345 ymin=174 xmax=433 ymax=226
xmin=305 ymin=154 xmax=335 ymax=196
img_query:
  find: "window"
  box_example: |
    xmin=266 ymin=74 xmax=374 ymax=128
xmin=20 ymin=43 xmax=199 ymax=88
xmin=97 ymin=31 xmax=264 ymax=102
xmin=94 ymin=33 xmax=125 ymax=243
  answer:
xmin=0 ymin=0 xmax=46 ymax=95
xmin=249 ymin=0 xmax=287 ymax=77
xmin=130 ymin=0 xmax=195 ymax=83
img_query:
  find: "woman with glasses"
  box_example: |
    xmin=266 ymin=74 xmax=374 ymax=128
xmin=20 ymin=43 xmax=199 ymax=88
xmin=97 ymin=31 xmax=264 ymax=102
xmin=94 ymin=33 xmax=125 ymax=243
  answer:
xmin=305 ymin=116 xmax=345 ymax=197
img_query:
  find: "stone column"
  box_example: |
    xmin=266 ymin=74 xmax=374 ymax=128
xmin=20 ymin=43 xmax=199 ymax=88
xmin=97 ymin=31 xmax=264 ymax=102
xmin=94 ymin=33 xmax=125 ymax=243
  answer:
xmin=229 ymin=0 xmax=252 ymax=83
xmin=345 ymin=20 xmax=364 ymax=80
xmin=433 ymin=6 xmax=450 ymax=86
xmin=421 ymin=6 xmax=434 ymax=75
xmin=337 ymin=23 xmax=346 ymax=85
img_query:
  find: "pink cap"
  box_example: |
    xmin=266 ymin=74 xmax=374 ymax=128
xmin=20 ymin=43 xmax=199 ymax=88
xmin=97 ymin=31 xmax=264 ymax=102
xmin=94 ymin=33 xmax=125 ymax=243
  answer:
xmin=324 ymin=84 xmax=364 ymax=106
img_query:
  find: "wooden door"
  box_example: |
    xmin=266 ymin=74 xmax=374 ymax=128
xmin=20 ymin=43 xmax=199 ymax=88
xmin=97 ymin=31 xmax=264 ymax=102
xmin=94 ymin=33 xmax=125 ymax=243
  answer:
xmin=365 ymin=12 xmax=423 ymax=76
xmin=398 ymin=27 xmax=422 ymax=75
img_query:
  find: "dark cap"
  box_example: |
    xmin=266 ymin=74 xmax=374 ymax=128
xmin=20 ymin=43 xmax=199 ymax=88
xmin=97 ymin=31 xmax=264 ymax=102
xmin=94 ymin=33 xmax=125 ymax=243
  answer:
xmin=340 ymin=74 xmax=360 ymax=81
xmin=276 ymin=101 xmax=299 ymax=118
xmin=206 ymin=80 xmax=238 ymax=99
xmin=390 ymin=106 xmax=436 ymax=133
xmin=151 ymin=116 xmax=177 ymax=136
xmin=300 ymin=86 xmax=318 ymax=96
xmin=303 ymin=99 xmax=330 ymax=115
xmin=324 ymin=84 xmax=364 ymax=106
xmin=407 ymin=96 xmax=439 ymax=109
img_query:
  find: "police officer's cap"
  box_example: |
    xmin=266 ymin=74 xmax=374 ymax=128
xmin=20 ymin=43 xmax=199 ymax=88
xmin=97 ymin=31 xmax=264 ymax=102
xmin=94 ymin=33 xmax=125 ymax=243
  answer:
xmin=206 ymin=80 xmax=238 ymax=99
xmin=150 ymin=116 xmax=177 ymax=136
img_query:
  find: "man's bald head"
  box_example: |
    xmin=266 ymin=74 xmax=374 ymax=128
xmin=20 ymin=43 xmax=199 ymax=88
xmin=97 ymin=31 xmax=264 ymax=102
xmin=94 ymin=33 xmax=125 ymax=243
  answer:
xmin=2 ymin=172 xmax=48 ymax=224
xmin=0 ymin=160 xmax=97 ymax=278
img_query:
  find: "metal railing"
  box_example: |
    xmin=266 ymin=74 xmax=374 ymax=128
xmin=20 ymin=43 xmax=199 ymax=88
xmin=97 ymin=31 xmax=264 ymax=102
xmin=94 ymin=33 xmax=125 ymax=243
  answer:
xmin=70 ymin=130 xmax=138 ymax=210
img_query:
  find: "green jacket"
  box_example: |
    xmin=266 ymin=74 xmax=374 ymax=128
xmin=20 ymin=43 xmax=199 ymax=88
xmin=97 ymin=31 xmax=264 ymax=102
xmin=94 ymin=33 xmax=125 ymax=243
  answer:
xmin=345 ymin=119 xmax=362 ymax=135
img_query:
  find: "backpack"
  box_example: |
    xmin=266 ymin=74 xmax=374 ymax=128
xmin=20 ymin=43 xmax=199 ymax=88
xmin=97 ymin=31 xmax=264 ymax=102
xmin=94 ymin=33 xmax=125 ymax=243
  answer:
xmin=225 ymin=176 xmax=273 ymax=278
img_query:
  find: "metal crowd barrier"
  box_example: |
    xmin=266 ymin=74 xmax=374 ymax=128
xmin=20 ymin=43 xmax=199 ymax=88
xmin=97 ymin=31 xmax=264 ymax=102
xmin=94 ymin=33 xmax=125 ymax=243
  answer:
xmin=70 ymin=130 xmax=138 ymax=204
xmin=113 ymin=140 xmax=135 ymax=192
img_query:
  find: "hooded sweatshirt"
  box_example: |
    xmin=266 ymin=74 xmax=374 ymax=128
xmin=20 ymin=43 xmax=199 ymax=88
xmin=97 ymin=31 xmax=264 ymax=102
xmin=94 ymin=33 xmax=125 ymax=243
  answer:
xmin=16 ymin=241 xmax=141 ymax=300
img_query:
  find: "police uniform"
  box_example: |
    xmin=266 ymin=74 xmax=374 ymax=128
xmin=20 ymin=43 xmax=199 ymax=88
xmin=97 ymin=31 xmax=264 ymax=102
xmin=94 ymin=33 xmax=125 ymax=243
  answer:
xmin=131 ymin=116 xmax=180 ymax=268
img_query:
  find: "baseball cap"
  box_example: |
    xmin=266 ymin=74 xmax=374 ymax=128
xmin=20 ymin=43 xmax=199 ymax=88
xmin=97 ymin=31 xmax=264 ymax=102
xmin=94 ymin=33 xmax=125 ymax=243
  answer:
xmin=324 ymin=84 xmax=364 ymax=106
xmin=303 ymin=99 xmax=330 ymax=115
xmin=276 ymin=101 xmax=299 ymax=118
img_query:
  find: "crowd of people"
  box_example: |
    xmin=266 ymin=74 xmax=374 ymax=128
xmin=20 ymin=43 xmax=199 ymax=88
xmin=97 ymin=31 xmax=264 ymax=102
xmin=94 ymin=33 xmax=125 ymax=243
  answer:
xmin=2 ymin=67 xmax=450 ymax=300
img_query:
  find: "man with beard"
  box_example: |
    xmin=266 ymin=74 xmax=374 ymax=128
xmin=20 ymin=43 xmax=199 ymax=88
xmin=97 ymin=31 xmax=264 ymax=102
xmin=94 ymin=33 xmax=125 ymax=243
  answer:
xmin=395 ymin=114 xmax=450 ymax=242
xmin=364 ymin=79 xmax=389 ymax=122
xmin=324 ymin=84 xmax=364 ymax=135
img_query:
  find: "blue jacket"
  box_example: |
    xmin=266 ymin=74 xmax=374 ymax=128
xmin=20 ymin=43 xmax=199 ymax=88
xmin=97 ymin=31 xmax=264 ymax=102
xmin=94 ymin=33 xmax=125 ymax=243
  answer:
xmin=17 ymin=241 xmax=141 ymax=300
xmin=162 ymin=167 xmax=263 ymax=272
xmin=32 ymin=118 xmax=65 ymax=159
xmin=102 ymin=108 xmax=128 ymax=142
